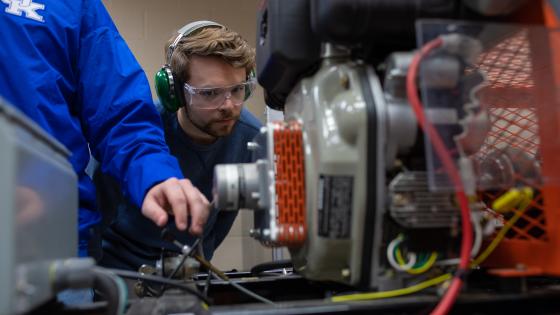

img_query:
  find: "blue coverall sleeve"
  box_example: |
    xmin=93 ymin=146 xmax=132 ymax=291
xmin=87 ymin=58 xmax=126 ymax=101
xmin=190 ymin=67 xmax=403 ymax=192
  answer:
xmin=76 ymin=0 xmax=183 ymax=207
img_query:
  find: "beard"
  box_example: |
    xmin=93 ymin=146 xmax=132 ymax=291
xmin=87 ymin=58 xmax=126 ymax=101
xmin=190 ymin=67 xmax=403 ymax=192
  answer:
xmin=203 ymin=118 xmax=238 ymax=137
xmin=188 ymin=110 xmax=240 ymax=138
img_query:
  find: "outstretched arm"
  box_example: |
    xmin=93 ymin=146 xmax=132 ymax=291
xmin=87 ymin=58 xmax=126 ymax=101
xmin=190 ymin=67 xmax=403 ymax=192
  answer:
xmin=78 ymin=0 xmax=208 ymax=232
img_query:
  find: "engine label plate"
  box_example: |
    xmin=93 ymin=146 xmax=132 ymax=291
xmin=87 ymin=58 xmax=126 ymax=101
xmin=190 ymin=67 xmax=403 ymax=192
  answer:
xmin=318 ymin=175 xmax=353 ymax=239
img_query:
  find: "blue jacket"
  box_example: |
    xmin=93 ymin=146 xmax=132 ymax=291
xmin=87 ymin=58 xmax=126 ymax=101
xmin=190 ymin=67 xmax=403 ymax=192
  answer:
xmin=97 ymin=107 xmax=262 ymax=269
xmin=0 ymin=0 xmax=183 ymax=256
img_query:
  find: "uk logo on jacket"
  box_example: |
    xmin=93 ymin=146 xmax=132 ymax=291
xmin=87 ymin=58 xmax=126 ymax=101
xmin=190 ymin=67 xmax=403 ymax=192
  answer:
xmin=2 ymin=0 xmax=45 ymax=22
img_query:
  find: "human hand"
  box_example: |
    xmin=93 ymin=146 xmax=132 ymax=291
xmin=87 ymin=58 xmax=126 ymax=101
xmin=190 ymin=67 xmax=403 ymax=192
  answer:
xmin=141 ymin=177 xmax=210 ymax=235
xmin=16 ymin=186 xmax=44 ymax=225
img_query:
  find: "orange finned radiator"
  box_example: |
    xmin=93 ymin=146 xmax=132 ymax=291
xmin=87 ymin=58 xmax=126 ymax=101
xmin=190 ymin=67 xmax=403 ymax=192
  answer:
xmin=272 ymin=121 xmax=307 ymax=247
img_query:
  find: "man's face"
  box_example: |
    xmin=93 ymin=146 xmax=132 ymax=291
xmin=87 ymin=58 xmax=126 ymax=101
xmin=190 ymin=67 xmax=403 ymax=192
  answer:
xmin=178 ymin=55 xmax=246 ymax=143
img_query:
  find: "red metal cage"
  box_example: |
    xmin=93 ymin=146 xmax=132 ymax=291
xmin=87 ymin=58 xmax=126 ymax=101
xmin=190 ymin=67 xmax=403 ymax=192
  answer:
xmin=474 ymin=25 xmax=560 ymax=275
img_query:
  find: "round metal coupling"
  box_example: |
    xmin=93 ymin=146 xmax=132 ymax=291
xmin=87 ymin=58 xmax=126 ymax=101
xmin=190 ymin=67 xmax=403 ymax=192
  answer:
xmin=213 ymin=163 xmax=260 ymax=211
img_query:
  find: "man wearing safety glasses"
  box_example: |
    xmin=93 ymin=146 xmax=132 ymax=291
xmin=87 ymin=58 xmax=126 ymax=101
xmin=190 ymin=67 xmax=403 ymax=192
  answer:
xmin=94 ymin=21 xmax=262 ymax=270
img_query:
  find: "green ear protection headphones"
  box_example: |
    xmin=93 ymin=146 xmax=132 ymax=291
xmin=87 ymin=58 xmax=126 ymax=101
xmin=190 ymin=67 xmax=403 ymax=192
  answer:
xmin=155 ymin=20 xmax=225 ymax=112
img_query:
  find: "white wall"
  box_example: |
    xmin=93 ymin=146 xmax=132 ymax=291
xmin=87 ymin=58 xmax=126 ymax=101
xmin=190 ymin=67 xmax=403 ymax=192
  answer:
xmin=101 ymin=0 xmax=272 ymax=271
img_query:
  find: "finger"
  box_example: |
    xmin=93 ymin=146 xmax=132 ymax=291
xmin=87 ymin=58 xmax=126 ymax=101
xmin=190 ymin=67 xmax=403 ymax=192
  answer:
xmin=141 ymin=188 xmax=168 ymax=227
xmin=161 ymin=178 xmax=188 ymax=230
xmin=178 ymin=179 xmax=210 ymax=236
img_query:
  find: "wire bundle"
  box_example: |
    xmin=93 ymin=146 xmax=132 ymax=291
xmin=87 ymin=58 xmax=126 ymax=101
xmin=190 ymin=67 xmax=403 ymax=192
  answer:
xmin=386 ymin=235 xmax=438 ymax=275
xmin=332 ymin=35 xmax=536 ymax=315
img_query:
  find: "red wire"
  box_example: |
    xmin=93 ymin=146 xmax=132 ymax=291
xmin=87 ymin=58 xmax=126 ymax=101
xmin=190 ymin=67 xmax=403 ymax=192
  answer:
xmin=405 ymin=37 xmax=474 ymax=315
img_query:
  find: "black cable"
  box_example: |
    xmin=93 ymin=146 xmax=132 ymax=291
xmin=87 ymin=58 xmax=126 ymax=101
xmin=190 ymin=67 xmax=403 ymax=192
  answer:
xmin=196 ymin=239 xmax=211 ymax=297
xmin=250 ymin=259 xmax=293 ymax=276
xmin=156 ymin=238 xmax=201 ymax=296
xmin=167 ymin=238 xmax=201 ymax=280
xmin=160 ymin=247 xmax=166 ymax=277
xmin=92 ymin=269 xmax=125 ymax=315
xmin=160 ymin=235 xmax=276 ymax=305
xmin=105 ymin=268 xmax=210 ymax=304
xmin=193 ymin=240 xmax=276 ymax=306
xmin=203 ymin=270 xmax=212 ymax=297
xmin=209 ymin=272 xmax=276 ymax=306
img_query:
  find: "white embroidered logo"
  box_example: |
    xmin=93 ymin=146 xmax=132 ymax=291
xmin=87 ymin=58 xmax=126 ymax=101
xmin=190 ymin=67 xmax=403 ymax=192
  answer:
xmin=2 ymin=0 xmax=45 ymax=22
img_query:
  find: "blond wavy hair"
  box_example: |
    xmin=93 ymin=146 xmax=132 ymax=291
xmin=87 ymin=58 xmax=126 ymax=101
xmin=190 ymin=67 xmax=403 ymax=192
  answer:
xmin=166 ymin=25 xmax=255 ymax=83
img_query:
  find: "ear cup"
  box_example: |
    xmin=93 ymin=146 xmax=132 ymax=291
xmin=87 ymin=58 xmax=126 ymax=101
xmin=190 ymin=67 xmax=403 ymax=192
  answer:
xmin=155 ymin=66 xmax=183 ymax=112
xmin=244 ymin=79 xmax=256 ymax=101
xmin=157 ymin=20 xmax=224 ymax=113
xmin=244 ymin=69 xmax=257 ymax=101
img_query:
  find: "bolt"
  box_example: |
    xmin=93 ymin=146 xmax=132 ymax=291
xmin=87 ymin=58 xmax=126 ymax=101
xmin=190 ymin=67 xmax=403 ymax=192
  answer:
xmin=134 ymin=282 xmax=146 ymax=297
xmin=393 ymin=193 xmax=408 ymax=206
xmin=181 ymin=245 xmax=191 ymax=255
xmin=138 ymin=264 xmax=156 ymax=275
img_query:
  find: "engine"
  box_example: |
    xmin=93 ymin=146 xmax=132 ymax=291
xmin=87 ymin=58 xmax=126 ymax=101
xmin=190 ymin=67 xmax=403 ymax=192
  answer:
xmin=213 ymin=0 xmax=560 ymax=297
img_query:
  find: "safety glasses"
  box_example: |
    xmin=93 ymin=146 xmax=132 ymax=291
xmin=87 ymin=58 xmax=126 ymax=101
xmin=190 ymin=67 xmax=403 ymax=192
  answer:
xmin=183 ymin=79 xmax=256 ymax=110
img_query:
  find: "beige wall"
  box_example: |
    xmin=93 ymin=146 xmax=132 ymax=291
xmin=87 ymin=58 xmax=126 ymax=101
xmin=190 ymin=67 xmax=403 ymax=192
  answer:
xmin=102 ymin=0 xmax=272 ymax=271
xmin=102 ymin=0 xmax=265 ymax=119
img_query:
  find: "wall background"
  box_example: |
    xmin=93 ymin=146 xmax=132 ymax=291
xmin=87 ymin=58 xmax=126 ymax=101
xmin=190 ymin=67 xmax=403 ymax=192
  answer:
xmin=101 ymin=0 xmax=273 ymax=271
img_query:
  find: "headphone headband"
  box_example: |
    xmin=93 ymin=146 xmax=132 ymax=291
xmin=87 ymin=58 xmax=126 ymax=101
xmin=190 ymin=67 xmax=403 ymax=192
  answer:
xmin=157 ymin=20 xmax=257 ymax=113
xmin=166 ymin=20 xmax=224 ymax=64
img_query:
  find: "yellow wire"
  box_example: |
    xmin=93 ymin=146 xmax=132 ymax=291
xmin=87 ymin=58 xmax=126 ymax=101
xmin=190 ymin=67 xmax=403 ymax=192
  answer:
xmin=331 ymin=187 xmax=534 ymax=303
xmin=392 ymin=235 xmax=406 ymax=266
xmin=395 ymin=247 xmax=407 ymax=266
xmin=492 ymin=188 xmax=523 ymax=213
xmin=407 ymin=252 xmax=438 ymax=275
xmin=331 ymin=273 xmax=452 ymax=302
xmin=470 ymin=187 xmax=533 ymax=268
xmin=395 ymin=247 xmax=438 ymax=275
xmin=394 ymin=235 xmax=438 ymax=275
